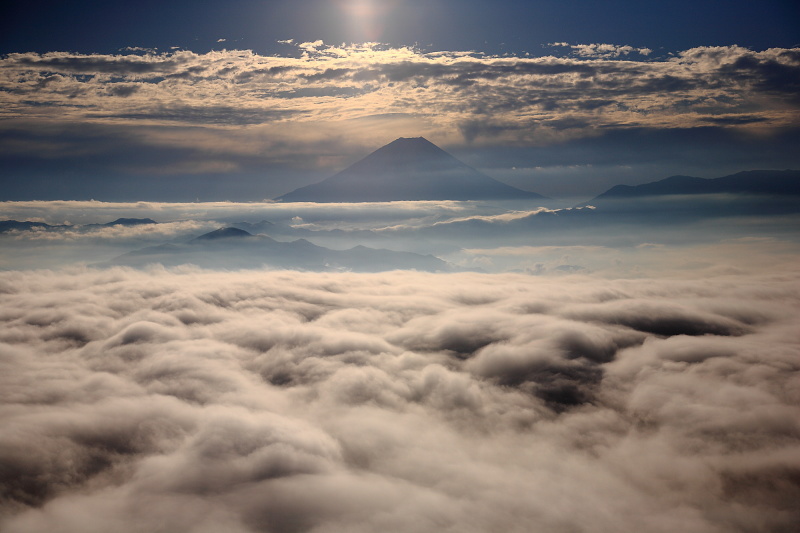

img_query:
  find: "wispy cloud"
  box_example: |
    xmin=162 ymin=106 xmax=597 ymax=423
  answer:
xmin=6 ymin=219 xmax=216 ymax=242
xmin=0 ymin=199 xmax=477 ymax=225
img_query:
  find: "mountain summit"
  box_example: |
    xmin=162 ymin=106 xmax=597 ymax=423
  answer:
xmin=275 ymin=137 xmax=546 ymax=202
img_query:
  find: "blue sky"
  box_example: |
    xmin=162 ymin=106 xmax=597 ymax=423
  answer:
xmin=1 ymin=0 xmax=799 ymax=200
xmin=4 ymin=1 xmax=799 ymax=56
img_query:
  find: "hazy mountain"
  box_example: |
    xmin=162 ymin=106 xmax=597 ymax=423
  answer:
xmin=191 ymin=227 xmax=251 ymax=241
xmin=275 ymin=137 xmax=547 ymax=202
xmin=0 ymin=220 xmax=58 ymax=233
xmin=577 ymin=169 xmax=800 ymax=220
xmin=1 ymin=218 xmax=157 ymax=233
xmin=81 ymin=218 xmax=158 ymax=230
xmin=230 ymin=220 xmax=275 ymax=234
xmin=591 ymin=170 xmax=800 ymax=201
xmin=105 ymin=227 xmax=455 ymax=272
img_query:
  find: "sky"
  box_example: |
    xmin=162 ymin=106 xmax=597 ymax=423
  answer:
xmin=1 ymin=0 xmax=799 ymax=200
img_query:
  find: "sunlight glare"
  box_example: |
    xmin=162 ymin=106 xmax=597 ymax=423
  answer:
xmin=335 ymin=0 xmax=398 ymax=41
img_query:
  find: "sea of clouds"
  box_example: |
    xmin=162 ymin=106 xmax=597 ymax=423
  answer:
xmin=2 ymin=265 xmax=799 ymax=532
xmin=2 ymin=197 xmax=800 ymax=531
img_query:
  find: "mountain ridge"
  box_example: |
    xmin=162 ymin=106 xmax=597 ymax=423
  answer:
xmin=591 ymin=169 xmax=800 ymax=201
xmin=103 ymin=226 xmax=456 ymax=272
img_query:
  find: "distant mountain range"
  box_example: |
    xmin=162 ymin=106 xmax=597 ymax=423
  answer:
xmin=4 ymin=169 xmax=800 ymax=271
xmin=0 ymin=220 xmax=58 ymax=233
xmin=0 ymin=218 xmax=155 ymax=233
xmin=590 ymin=170 xmax=800 ymax=202
xmin=103 ymin=227 xmax=455 ymax=272
xmin=576 ymin=169 xmax=800 ymax=218
xmin=90 ymin=218 xmax=157 ymax=228
xmin=275 ymin=137 xmax=547 ymax=202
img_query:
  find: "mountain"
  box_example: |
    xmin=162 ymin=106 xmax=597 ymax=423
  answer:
xmin=1 ymin=218 xmax=156 ymax=234
xmin=104 ymin=227 xmax=455 ymax=272
xmin=103 ymin=218 xmax=157 ymax=227
xmin=578 ymin=169 xmax=800 ymax=220
xmin=83 ymin=218 xmax=158 ymax=230
xmin=275 ymin=137 xmax=547 ymax=202
xmin=591 ymin=170 xmax=800 ymax=201
xmin=190 ymin=227 xmax=252 ymax=241
xmin=0 ymin=220 xmax=58 ymax=233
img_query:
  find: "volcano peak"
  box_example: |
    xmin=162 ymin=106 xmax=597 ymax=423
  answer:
xmin=275 ymin=137 xmax=546 ymax=203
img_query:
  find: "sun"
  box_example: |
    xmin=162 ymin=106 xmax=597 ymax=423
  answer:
xmin=335 ymin=0 xmax=398 ymax=41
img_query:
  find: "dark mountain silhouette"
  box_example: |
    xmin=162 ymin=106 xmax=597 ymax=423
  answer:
xmin=591 ymin=170 xmax=800 ymax=201
xmin=1 ymin=218 xmax=158 ymax=234
xmin=103 ymin=218 xmax=157 ymax=227
xmin=0 ymin=220 xmax=57 ymax=233
xmin=104 ymin=227 xmax=455 ymax=272
xmin=275 ymin=137 xmax=547 ymax=202
xmin=84 ymin=218 xmax=158 ymax=230
xmin=578 ymin=169 xmax=800 ymax=220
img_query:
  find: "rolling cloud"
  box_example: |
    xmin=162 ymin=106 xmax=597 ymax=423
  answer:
xmin=1 ymin=267 xmax=799 ymax=532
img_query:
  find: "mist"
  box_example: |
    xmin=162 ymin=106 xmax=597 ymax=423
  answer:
xmin=3 ymin=196 xmax=800 ymax=271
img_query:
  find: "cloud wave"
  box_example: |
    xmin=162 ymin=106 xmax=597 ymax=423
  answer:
xmin=1 ymin=267 xmax=799 ymax=532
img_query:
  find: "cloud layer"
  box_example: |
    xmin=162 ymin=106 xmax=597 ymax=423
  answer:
xmin=4 ymin=43 xmax=797 ymax=138
xmin=2 ymin=42 xmax=799 ymax=199
xmin=1 ymin=267 xmax=799 ymax=532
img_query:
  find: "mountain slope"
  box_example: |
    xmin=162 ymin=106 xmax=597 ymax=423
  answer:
xmin=275 ymin=137 xmax=546 ymax=202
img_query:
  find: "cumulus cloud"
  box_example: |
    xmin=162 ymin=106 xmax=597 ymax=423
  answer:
xmin=1 ymin=267 xmax=799 ymax=532
xmin=549 ymin=42 xmax=654 ymax=58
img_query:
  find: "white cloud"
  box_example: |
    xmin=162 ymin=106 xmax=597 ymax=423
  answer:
xmin=548 ymin=42 xmax=653 ymax=57
xmin=1 ymin=266 xmax=799 ymax=531
xmin=0 ymin=199 xmax=479 ymax=226
xmin=571 ymin=43 xmax=654 ymax=58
